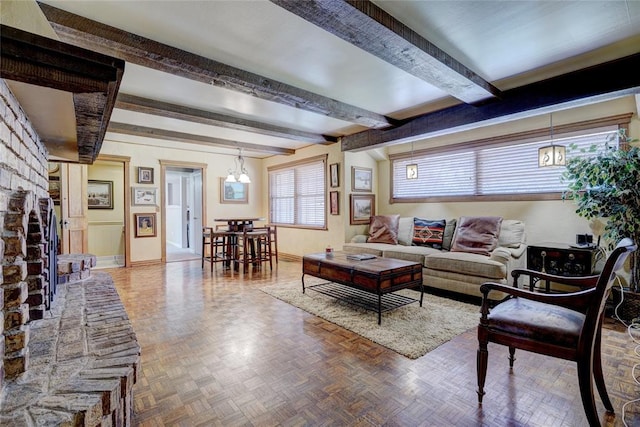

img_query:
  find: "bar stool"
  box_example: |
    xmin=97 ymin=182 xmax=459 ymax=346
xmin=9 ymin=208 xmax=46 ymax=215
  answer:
xmin=236 ymin=227 xmax=272 ymax=273
xmin=201 ymin=226 xmax=230 ymax=271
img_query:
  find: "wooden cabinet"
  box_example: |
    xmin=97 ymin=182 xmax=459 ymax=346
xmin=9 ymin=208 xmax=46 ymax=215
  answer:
xmin=527 ymin=242 xmax=602 ymax=277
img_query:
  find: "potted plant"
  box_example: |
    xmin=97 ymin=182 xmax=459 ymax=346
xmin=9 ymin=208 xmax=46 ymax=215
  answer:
xmin=562 ymin=129 xmax=640 ymax=292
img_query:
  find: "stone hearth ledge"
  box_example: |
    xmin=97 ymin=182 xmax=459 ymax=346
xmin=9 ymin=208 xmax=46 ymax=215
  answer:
xmin=0 ymin=272 xmax=140 ymax=426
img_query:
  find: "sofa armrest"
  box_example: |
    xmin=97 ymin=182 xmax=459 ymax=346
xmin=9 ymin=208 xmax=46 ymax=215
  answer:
xmin=350 ymin=234 xmax=368 ymax=243
xmin=507 ymin=244 xmax=527 ymax=259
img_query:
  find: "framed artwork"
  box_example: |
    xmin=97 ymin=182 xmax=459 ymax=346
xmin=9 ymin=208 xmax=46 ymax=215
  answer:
xmin=351 ymin=166 xmax=372 ymax=192
xmin=329 ymin=163 xmax=339 ymax=188
xmin=132 ymin=187 xmax=158 ymax=206
xmin=87 ymin=180 xmax=113 ymax=209
xmin=49 ymin=176 xmax=60 ymax=205
xmin=329 ymin=191 xmax=339 ymax=215
xmin=220 ymin=178 xmax=248 ymax=204
xmin=137 ymin=167 xmax=154 ymax=184
xmin=350 ymin=194 xmax=375 ymax=225
xmin=135 ymin=213 xmax=157 ymax=238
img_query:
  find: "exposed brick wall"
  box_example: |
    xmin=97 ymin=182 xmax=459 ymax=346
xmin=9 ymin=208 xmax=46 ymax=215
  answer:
xmin=0 ymin=80 xmax=50 ymax=386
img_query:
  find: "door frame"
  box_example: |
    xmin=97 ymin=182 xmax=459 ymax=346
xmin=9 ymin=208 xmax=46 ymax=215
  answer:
xmin=159 ymin=160 xmax=207 ymax=263
xmin=97 ymin=154 xmax=131 ymax=267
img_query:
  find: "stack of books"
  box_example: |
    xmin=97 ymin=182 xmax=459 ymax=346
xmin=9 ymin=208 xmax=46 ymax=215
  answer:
xmin=346 ymin=253 xmax=376 ymax=261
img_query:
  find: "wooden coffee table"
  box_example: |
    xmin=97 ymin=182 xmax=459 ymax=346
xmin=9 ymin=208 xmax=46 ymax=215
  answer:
xmin=302 ymin=252 xmax=423 ymax=324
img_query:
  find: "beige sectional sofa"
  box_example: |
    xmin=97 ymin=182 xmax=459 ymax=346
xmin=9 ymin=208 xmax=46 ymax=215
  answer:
xmin=342 ymin=216 xmax=527 ymax=299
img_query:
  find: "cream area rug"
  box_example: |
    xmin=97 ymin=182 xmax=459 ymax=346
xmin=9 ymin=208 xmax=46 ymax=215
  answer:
xmin=260 ymin=279 xmax=480 ymax=359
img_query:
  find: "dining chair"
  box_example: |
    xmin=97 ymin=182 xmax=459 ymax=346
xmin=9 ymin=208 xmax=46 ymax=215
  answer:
xmin=476 ymin=238 xmax=636 ymax=427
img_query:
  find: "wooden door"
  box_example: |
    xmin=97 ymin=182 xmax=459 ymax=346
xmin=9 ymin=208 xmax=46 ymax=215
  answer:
xmin=60 ymin=163 xmax=88 ymax=253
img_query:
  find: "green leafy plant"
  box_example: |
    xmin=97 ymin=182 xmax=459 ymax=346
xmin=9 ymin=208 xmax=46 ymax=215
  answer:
xmin=562 ymin=129 xmax=640 ymax=291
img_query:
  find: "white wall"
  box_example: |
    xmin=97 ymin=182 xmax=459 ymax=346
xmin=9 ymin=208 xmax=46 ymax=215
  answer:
xmin=87 ymin=160 xmax=125 ymax=258
xmin=375 ymin=96 xmax=639 ymax=248
xmin=98 ymin=95 xmax=639 ymax=262
xmin=100 ymin=138 xmax=263 ymax=263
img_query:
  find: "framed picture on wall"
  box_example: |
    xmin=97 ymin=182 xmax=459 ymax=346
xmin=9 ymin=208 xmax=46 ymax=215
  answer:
xmin=87 ymin=180 xmax=113 ymax=209
xmin=137 ymin=167 xmax=154 ymax=184
xmin=220 ymin=178 xmax=248 ymax=204
xmin=350 ymin=194 xmax=375 ymax=225
xmin=329 ymin=163 xmax=339 ymax=188
xmin=330 ymin=191 xmax=339 ymax=215
xmin=132 ymin=187 xmax=158 ymax=206
xmin=135 ymin=213 xmax=157 ymax=238
xmin=351 ymin=166 xmax=372 ymax=192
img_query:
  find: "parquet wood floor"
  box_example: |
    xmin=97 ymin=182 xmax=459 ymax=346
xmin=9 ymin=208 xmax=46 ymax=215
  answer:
xmin=106 ymin=260 xmax=640 ymax=426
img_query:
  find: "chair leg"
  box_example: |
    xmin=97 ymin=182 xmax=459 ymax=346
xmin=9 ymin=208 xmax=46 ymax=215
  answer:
xmin=508 ymin=346 xmax=516 ymax=368
xmin=593 ymin=327 xmax=614 ymax=412
xmin=477 ymin=340 xmax=488 ymax=404
xmin=577 ymin=358 xmax=601 ymax=427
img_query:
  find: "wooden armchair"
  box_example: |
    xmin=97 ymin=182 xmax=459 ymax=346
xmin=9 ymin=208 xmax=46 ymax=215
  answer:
xmin=477 ymin=238 xmax=636 ymax=427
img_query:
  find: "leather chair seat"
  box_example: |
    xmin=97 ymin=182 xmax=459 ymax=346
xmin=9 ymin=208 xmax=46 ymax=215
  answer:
xmin=487 ymin=298 xmax=585 ymax=348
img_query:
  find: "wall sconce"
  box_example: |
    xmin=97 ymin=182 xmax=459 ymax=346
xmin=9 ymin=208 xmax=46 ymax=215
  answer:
xmin=538 ymin=113 xmax=566 ymax=167
xmin=226 ymin=148 xmax=251 ymax=183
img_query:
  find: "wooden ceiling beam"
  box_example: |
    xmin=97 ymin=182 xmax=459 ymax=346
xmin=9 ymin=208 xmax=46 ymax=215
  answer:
xmin=107 ymin=122 xmax=295 ymax=155
xmin=271 ymin=0 xmax=499 ymax=104
xmin=115 ymin=94 xmax=337 ymax=144
xmin=1 ymin=24 xmax=124 ymax=163
xmin=38 ymin=2 xmax=391 ymax=129
xmin=341 ymin=53 xmax=640 ymax=151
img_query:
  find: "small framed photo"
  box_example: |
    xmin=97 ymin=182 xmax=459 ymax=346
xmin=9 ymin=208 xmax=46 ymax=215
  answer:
xmin=49 ymin=176 xmax=60 ymax=205
xmin=132 ymin=187 xmax=158 ymax=206
xmin=220 ymin=178 xmax=248 ymax=204
xmin=350 ymin=194 xmax=375 ymax=225
xmin=351 ymin=166 xmax=372 ymax=192
xmin=329 ymin=191 xmax=339 ymax=215
xmin=135 ymin=213 xmax=156 ymax=238
xmin=137 ymin=167 xmax=154 ymax=184
xmin=329 ymin=163 xmax=339 ymax=188
xmin=88 ymin=180 xmax=113 ymax=209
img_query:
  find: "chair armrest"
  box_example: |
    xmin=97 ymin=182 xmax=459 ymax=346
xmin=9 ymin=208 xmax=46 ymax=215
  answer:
xmin=511 ymin=268 xmax=599 ymax=289
xmin=479 ymin=281 xmax=594 ymax=315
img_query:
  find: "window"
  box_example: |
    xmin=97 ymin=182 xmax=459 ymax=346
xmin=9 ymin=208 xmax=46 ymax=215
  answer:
xmin=390 ymin=117 xmax=629 ymax=203
xmin=269 ymin=155 xmax=327 ymax=228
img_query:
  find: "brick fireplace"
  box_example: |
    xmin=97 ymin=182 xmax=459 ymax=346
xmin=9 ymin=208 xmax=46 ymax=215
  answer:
xmin=1 ymin=76 xmax=139 ymax=424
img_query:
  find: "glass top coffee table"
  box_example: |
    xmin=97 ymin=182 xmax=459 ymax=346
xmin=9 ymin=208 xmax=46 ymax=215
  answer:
xmin=302 ymin=252 xmax=423 ymax=324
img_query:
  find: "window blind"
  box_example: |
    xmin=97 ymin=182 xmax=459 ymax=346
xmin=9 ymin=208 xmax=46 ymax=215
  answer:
xmin=269 ymin=156 xmax=326 ymax=228
xmin=392 ymin=127 xmax=619 ymax=200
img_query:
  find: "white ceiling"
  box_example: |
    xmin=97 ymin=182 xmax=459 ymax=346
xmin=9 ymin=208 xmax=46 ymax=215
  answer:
xmin=8 ymin=0 xmax=640 ymax=160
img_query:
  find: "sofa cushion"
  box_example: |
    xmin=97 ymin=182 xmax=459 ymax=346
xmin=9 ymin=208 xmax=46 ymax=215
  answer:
xmin=412 ymin=218 xmax=446 ymax=248
xmin=397 ymin=216 xmax=414 ymax=246
xmin=382 ymin=245 xmax=441 ymax=265
xmin=451 ymin=216 xmax=503 ymax=256
xmin=498 ymin=219 xmax=526 ymax=248
xmin=367 ymin=215 xmax=400 ymax=244
xmin=424 ymin=251 xmax=507 ymax=279
xmin=442 ymin=218 xmax=457 ymax=251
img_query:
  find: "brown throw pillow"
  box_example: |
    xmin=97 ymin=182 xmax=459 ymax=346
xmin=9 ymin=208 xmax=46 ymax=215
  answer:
xmin=367 ymin=215 xmax=400 ymax=244
xmin=451 ymin=216 xmax=503 ymax=256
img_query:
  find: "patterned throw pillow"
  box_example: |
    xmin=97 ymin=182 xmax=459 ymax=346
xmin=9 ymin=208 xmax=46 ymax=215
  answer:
xmin=412 ymin=218 xmax=446 ymax=248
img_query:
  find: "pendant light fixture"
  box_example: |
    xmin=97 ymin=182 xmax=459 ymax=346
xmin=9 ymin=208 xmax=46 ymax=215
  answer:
xmin=406 ymin=141 xmax=418 ymax=179
xmin=226 ymin=148 xmax=251 ymax=183
xmin=538 ymin=113 xmax=566 ymax=167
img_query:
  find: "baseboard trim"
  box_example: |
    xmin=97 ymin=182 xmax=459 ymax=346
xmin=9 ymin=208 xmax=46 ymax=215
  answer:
xmin=130 ymin=259 xmax=163 ymax=267
xmin=279 ymin=253 xmax=302 ymax=262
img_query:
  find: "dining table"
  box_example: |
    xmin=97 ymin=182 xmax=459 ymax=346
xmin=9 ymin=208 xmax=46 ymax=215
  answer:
xmin=213 ymin=217 xmax=266 ymax=270
xmin=213 ymin=217 xmax=265 ymax=232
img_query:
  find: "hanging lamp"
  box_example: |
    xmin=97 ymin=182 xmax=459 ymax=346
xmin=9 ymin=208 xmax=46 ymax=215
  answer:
xmin=538 ymin=113 xmax=566 ymax=167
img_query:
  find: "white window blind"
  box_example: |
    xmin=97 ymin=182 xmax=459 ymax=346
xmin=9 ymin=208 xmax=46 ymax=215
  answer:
xmin=269 ymin=156 xmax=326 ymax=228
xmin=392 ymin=127 xmax=619 ymax=200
